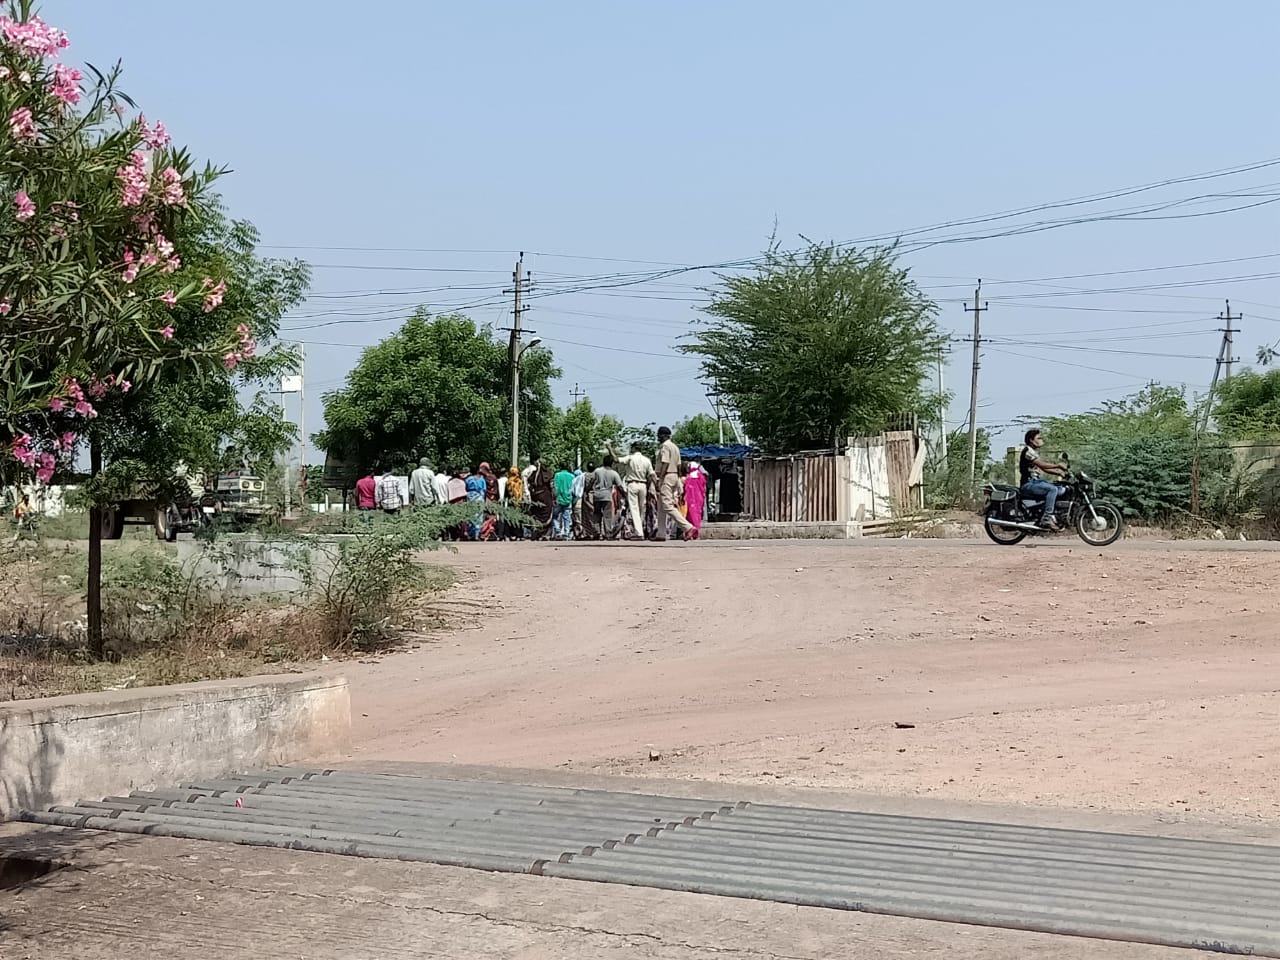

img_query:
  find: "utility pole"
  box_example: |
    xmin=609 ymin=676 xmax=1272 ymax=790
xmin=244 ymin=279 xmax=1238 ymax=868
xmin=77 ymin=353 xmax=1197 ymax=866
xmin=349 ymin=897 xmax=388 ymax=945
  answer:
xmin=936 ymin=353 xmax=948 ymax=462
xmin=569 ymin=383 xmax=586 ymax=468
xmin=298 ymin=343 xmax=307 ymax=512
xmin=1220 ymin=299 xmax=1240 ymax=381
xmin=280 ymin=389 xmax=291 ymax=520
xmin=707 ymin=390 xmax=725 ymax=445
xmin=507 ymin=254 xmax=529 ymax=468
xmin=963 ymin=281 xmax=988 ymax=487
xmin=1192 ymin=301 xmax=1242 ymax=514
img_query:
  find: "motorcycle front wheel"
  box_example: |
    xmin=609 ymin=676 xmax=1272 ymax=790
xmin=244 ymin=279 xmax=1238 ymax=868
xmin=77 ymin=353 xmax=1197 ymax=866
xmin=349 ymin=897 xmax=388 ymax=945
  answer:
xmin=984 ymin=515 xmax=1027 ymax=545
xmin=1075 ymin=501 xmax=1124 ymax=546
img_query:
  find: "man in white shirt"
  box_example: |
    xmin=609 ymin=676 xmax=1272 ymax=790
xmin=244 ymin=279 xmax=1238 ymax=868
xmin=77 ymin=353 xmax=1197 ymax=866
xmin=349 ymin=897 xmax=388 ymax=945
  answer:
xmin=608 ymin=440 xmax=656 ymax=539
xmin=431 ymin=465 xmax=451 ymax=506
xmin=409 ymin=458 xmax=436 ymax=508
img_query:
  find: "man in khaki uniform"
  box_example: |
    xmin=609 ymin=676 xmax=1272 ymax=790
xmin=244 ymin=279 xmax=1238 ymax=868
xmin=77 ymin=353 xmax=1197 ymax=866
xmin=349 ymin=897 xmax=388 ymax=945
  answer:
xmin=655 ymin=426 xmax=695 ymax=541
xmin=608 ymin=440 xmax=656 ymax=539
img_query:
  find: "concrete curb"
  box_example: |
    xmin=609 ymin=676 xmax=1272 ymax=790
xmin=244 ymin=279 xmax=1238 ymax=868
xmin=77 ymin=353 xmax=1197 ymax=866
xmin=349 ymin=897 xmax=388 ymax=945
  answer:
xmin=0 ymin=673 xmax=350 ymax=820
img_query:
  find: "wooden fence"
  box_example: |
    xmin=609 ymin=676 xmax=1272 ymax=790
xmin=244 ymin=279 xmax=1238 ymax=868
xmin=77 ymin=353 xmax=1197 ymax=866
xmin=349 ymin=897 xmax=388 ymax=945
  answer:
xmin=743 ymin=430 xmax=921 ymax=523
xmin=742 ymin=454 xmax=841 ymax=522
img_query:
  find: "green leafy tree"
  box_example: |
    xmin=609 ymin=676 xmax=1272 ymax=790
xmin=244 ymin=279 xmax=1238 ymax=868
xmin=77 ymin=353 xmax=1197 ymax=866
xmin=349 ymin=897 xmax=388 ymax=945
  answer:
xmin=315 ymin=309 xmax=561 ymax=473
xmin=672 ymin=413 xmax=722 ymax=448
xmin=683 ymin=242 xmax=943 ymax=452
xmin=1032 ymin=385 xmax=1226 ymax=521
xmin=87 ymin=214 xmax=311 ymax=503
xmin=1213 ymin=369 xmax=1280 ymax=440
xmin=619 ymin=422 xmax=657 ymax=460
xmin=0 ymin=4 xmax=265 ymax=656
xmin=543 ymin=398 xmax=623 ymax=469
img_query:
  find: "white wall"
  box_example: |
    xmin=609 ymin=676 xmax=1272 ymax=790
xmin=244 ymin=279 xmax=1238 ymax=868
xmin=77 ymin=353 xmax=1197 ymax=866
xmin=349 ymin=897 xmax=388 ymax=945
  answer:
xmin=846 ymin=439 xmax=892 ymax=520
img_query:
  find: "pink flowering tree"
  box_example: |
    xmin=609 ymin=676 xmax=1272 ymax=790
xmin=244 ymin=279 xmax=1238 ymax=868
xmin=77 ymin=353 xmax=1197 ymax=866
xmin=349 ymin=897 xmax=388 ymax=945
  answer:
xmin=0 ymin=2 xmax=287 ymax=656
xmin=0 ymin=2 xmax=249 ymax=479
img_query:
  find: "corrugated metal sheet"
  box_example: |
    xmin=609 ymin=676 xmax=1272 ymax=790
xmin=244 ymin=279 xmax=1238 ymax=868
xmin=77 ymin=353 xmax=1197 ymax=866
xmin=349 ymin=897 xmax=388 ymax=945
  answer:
xmin=22 ymin=770 xmax=1280 ymax=956
xmin=743 ymin=455 xmax=839 ymax=522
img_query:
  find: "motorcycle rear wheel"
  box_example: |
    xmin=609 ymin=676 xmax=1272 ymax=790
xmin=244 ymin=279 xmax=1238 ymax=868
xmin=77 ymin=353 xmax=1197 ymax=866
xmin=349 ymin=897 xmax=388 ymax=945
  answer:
xmin=984 ymin=515 xmax=1027 ymax=545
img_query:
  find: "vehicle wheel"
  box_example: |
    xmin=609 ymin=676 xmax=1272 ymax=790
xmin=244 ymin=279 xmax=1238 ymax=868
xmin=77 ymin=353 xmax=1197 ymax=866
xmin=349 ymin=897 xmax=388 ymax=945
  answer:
xmin=1075 ymin=502 xmax=1124 ymax=546
xmin=163 ymin=507 xmax=179 ymax=542
xmin=984 ymin=515 xmax=1026 ymax=545
xmin=100 ymin=507 xmax=124 ymax=541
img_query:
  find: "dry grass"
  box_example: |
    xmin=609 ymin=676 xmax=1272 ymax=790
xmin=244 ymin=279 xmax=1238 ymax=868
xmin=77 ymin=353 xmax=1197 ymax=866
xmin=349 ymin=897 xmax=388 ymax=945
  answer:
xmin=0 ymin=538 xmax=456 ymax=702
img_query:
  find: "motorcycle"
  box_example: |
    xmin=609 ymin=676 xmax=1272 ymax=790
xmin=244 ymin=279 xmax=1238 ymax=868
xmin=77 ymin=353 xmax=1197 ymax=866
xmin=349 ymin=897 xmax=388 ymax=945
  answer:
xmin=982 ymin=456 xmax=1124 ymax=547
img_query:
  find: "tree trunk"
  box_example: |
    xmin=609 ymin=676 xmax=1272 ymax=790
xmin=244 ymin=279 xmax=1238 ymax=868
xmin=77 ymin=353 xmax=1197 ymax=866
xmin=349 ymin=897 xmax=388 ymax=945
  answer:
xmin=87 ymin=434 xmax=103 ymax=660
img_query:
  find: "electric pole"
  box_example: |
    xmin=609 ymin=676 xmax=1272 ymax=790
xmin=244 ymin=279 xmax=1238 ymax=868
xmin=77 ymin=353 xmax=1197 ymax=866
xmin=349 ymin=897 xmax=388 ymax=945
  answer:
xmin=936 ymin=352 xmax=948 ymax=462
xmin=963 ymin=281 xmax=987 ymax=487
xmin=507 ymin=254 xmax=529 ymax=468
xmin=569 ymin=383 xmax=586 ymax=468
xmin=298 ymin=343 xmax=306 ymax=512
xmin=1192 ymin=300 xmax=1242 ymax=514
xmin=707 ymin=390 xmax=725 ymax=445
xmin=1220 ymin=299 xmax=1240 ymax=381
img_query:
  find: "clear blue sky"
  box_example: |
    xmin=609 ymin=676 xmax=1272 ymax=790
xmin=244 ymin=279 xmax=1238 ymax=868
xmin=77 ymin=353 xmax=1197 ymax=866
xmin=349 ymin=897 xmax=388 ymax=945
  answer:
xmin=61 ymin=1 xmax=1279 ymax=456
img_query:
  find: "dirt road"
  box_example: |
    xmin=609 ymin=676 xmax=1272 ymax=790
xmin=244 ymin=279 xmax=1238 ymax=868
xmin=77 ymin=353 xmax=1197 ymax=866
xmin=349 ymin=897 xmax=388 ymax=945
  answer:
xmin=343 ymin=538 xmax=1280 ymax=825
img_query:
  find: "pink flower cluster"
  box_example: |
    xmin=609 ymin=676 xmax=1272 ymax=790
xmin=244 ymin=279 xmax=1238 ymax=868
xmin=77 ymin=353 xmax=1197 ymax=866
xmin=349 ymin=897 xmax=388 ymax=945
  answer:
xmin=224 ymin=319 xmax=255 ymax=371
xmin=139 ymin=115 xmax=170 ymax=150
xmin=159 ymin=167 xmax=186 ymax=207
xmin=203 ymin=278 xmax=227 ymax=313
xmin=121 ymin=233 xmax=180 ymax=284
xmin=10 ymin=435 xmax=56 ymax=483
xmin=48 ymin=375 xmax=131 ymax=419
xmin=11 ymin=432 xmax=75 ymax=484
xmin=0 ymin=15 xmax=70 ymax=60
xmin=8 ymin=106 xmax=36 ymax=140
xmin=147 ymin=234 xmax=181 ymax=273
xmin=13 ymin=190 xmax=34 ymax=221
xmin=49 ymin=62 xmax=81 ymax=105
xmin=116 ymin=150 xmax=149 ymax=207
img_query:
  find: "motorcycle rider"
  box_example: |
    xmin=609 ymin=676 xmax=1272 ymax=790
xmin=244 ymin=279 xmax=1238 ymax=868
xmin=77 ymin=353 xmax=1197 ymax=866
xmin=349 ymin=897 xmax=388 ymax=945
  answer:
xmin=1020 ymin=428 xmax=1070 ymax=530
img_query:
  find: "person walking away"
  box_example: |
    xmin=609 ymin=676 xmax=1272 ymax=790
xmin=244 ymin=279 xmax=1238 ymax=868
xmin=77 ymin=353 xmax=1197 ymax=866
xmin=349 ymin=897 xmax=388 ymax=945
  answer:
xmin=589 ymin=456 xmax=626 ymax=540
xmin=465 ymin=466 xmax=488 ymax=539
xmin=446 ymin=468 xmax=468 ymax=504
xmin=504 ymin=465 xmax=524 ymax=540
xmin=356 ymin=471 xmax=376 ymax=512
xmin=553 ymin=464 xmax=575 ymax=540
xmin=409 ymin=458 xmax=436 ymax=509
xmin=1019 ymin=429 xmax=1070 ymax=529
xmin=479 ymin=462 xmax=500 ymax=503
xmin=571 ymin=467 xmax=587 ymax=540
xmin=684 ymin=460 xmax=708 ymax=540
xmin=655 ymin=426 xmax=695 ymax=541
xmin=431 ymin=465 xmax=451 ymax=507
xmin=444 ymin=467 xmax=468 ymax=540
xmin=527 ymin=457 xmax=555 ymax=539
xmin=608 ymin=441 xmax=656 ymax=540
xmin=376 ymin=469 xmax=404 ymax=516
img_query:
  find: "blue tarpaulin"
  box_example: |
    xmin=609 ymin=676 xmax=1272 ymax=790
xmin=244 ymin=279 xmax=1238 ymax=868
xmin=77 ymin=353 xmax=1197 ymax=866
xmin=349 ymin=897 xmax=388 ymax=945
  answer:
xmin=679 ymin=444 xmax=752 ymax=461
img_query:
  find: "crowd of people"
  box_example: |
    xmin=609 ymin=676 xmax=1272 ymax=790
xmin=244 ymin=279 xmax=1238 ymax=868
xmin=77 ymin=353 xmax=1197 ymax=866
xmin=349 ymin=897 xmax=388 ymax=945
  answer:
xmin=352 ymin=426 xmax=707 ymax=542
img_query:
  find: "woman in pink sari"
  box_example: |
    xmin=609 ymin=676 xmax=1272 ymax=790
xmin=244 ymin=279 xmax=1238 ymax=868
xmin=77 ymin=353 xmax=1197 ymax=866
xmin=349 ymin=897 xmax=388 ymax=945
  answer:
xmin=684 ymin=461 xmax=708 ymax=540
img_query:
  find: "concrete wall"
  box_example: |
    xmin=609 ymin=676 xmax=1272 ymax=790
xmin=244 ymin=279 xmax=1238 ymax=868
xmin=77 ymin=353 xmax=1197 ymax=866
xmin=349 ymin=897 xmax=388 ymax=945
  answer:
xmin=0 ymin=673 xmax=350 ymax=820
xmin=175 ymin=536 xmax=340 ymax=598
